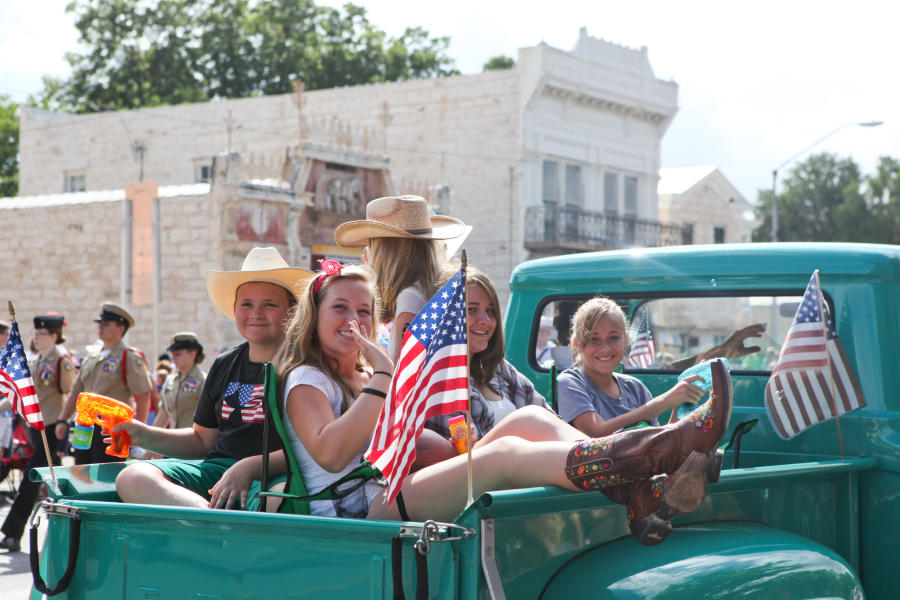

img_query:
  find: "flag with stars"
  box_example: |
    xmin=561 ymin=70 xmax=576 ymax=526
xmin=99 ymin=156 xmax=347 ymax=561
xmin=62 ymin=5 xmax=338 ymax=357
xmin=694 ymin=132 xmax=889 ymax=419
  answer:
xmin=366 ymin=267 xmax=470 ymax=504
xmin=0 ymin=320 xmax=44 ymax=430
xmin=765 ymin=270 xmax=865 ymax=440
xmin=626 ymin=308 xmax=655 ymax=369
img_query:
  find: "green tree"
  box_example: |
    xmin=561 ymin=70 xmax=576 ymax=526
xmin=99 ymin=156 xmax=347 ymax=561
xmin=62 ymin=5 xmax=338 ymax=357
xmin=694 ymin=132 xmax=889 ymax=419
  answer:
xmin=36 ymin=0 xmax=458 ymax=113
xmin=862 ymin=156 xmax=900 ymax=243
xmin=482 ymin=55 xmax=515 ymax=71
xmin=752 ymin=153 xmax=868 ymax=242
xmin=0 ymin=95 xmax=19 ymax=197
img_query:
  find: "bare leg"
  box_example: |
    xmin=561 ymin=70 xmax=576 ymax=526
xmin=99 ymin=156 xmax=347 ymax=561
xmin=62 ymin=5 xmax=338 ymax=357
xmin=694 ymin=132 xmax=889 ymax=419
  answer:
xmin=116 ymin=462 xmax=209 ymax=508
xmin=368 ymin=436 xmax=577 ymax=522
xmin=474 ymin=405 xmax=587 ymax=447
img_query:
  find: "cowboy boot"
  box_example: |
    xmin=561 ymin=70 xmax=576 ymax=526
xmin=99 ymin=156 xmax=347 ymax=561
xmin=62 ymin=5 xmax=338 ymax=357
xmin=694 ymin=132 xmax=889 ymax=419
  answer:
xmin=569 ymin=360 xmax=733 ymax=538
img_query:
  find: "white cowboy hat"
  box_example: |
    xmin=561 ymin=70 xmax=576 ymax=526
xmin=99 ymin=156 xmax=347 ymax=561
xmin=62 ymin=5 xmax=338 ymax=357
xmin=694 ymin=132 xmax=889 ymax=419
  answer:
xmin=334 ymin=195 xmax=467 ymax=248
xmin=206 ymin=247 xmax=313 ymax=320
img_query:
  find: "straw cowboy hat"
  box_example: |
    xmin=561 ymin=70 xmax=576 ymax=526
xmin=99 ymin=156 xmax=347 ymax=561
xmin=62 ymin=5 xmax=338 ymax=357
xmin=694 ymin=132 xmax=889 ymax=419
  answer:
xmin=334 ymin=195 xmax=467 ymax=248
xmin=206 ymin=247 xmax=312 ymax=320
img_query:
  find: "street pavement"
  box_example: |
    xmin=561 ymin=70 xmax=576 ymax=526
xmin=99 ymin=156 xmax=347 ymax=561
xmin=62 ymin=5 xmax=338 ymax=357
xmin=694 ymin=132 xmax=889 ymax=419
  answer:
xmin=0 ymin=468 xmax=57 ymax=599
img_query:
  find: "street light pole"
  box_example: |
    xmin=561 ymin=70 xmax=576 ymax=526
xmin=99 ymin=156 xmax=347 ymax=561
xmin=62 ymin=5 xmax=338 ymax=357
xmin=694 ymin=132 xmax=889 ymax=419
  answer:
xmin=771 ymin=120 xmax=882 ymax=242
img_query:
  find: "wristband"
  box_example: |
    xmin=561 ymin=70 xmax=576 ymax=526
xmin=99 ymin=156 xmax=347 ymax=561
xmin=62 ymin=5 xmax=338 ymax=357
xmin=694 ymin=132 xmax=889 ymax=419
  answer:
xmin=371 ymin=370 xmax=392 ymax=378
xmin=361 ymin=387 xmax=387 ymax=399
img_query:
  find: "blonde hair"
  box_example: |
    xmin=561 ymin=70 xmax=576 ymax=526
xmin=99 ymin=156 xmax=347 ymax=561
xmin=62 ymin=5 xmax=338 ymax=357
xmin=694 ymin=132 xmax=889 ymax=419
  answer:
xmin=438 ymin=264 xmax=504 ymax=387
xmin=274 ymin=264 xmax=377 ymax=413
xmin=570 ymin=297 xmax=628 ymax=368
xmin=368 ymin=237 xmax=443 ymax=322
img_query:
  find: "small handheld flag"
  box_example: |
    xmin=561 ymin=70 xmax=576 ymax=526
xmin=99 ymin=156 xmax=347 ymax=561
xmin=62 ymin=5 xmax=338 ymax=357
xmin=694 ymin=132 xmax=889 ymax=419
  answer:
xmin=365 ymin=267 xmax=470 ymax=504
xmin=764 ymin=271 xmax=865 ymax=440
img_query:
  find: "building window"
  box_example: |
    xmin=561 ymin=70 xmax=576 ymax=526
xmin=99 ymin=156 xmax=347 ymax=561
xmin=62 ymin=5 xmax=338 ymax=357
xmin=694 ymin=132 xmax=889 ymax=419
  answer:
xmin=65 ymin=173 xmax=86 ymax=193
xmin=624 ymin=175 xmax=637 ymax=215
xmin=542 ymin=160 xmax=559 ymax=203
xmin=682 ymin=223 xmax=694 ymax=245
xmin=195 ymin=163 xmax=212 ymax=183
xmin=714 ymin=226 xmax=726 ymax=244
xmin=565 ymin=164 xmax=582 ymax=206
xmin=604 ymin=172 xmax=618 ymax=213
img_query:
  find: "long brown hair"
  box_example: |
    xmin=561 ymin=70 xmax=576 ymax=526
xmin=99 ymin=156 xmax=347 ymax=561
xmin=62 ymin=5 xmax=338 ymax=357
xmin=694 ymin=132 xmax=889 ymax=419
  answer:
xmin=438 ymin=265 xmax=505 ymax=387
xmin=274 ymin=264 xmax=378 ymax=413
xmin=368 ymin=237 xmax=443 ymax=322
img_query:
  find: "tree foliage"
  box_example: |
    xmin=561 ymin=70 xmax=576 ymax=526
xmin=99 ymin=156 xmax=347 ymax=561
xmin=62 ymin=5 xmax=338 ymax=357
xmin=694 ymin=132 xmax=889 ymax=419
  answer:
xmin=753 ymin=152 xmax=900 ymax=244
xmin=36 ymin=0 xmax=458 ymax=113
xmin=0 ymin=95 xmax=18 ymax=197
xmin=482 ymin=55 xmax=515 ymax=71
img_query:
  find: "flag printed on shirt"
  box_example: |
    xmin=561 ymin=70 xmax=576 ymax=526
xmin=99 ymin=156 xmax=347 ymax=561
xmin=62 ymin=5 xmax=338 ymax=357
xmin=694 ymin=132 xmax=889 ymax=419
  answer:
xmin=764 ymin=271 xmax=866 ymax=440
xmin=0 ymin=321 xmax=44 ymax=430
xmin=366 ymin=268 xmax=470 ymax=504
xmin=626 ymin=309 xmax=655 ymax=369
xmin=221 ymin=382 xmax=265 ymax=423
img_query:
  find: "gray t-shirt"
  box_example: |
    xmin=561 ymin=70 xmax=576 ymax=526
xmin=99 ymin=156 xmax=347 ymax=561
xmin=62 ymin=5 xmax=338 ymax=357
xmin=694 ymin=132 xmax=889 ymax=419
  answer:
xmin=557 ymin=368 xmax=656 ymax=427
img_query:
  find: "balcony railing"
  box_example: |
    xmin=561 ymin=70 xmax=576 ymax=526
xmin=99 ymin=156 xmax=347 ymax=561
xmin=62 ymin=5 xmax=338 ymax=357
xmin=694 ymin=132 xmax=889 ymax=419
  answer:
xmin=525 ymin=204 xmax=686 ymax=253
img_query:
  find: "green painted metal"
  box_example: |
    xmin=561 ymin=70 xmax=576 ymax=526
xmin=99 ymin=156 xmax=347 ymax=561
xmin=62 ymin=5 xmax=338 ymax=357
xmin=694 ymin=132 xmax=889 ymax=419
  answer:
xmin=541 ymin=523 xmax=863 ymax=599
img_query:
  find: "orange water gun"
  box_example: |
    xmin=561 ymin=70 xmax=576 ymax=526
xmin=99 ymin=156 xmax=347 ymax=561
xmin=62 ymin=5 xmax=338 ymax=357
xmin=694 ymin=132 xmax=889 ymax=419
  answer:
xmin=72 ymin=392 xmax=135 ymax=458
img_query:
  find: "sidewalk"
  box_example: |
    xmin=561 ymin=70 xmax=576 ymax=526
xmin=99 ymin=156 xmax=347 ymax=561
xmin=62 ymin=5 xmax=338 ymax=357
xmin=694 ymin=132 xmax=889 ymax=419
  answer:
xmin=0 ymin=464 xmax=61 ymax=599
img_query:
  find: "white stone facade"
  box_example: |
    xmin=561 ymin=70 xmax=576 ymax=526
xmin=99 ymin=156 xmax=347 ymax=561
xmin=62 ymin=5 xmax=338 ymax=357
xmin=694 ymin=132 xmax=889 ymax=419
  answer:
xmin=15 ymin=30 xmax=678 ymax=309
xmin=657 ymin=166 xmax=757 ymax=245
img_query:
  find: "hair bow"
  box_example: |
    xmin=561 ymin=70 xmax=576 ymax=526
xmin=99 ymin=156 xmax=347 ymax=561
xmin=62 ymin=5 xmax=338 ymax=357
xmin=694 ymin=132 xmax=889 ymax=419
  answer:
xmin=312 ymin=259 xmax=344 ymax=295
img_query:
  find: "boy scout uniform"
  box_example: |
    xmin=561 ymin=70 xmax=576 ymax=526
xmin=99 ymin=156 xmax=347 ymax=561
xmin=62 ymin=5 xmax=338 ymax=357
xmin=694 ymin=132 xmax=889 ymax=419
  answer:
xmin=162 ymin=365 xmax=206 ymax=428
xmin=31 ymin=345 xmax=76 ymax=432
xmin=161 ymin=332 xmax=206 ymax=428
xmin=70 ymin=303 xmax=153 ymax=464
xmin=71 ymin=340 xmax=153 ymax=408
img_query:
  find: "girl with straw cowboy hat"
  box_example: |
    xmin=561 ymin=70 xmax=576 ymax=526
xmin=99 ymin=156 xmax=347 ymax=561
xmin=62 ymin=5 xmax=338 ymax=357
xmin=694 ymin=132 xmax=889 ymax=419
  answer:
xmin=114 ymin=247 xmax=312 ymax=509
xmin=334 ymin=195 xmax=468 ymax=362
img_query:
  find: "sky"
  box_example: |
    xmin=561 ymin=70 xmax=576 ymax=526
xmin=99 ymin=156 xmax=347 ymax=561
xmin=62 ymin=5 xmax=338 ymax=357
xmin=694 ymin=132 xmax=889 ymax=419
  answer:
xmin=1 ymin=0 xmax=897 ymax=203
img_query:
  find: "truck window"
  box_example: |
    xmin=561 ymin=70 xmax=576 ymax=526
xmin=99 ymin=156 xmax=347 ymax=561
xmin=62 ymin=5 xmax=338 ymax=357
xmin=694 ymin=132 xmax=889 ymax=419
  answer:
xmin=534 ymin=294 xmax=814 ymax=373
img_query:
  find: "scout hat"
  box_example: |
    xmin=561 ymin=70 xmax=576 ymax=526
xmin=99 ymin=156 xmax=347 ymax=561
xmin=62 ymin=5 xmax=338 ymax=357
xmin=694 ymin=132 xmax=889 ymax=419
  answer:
xmin=34 ymin=313 xmax=65 ymax=330
xmin=0 ymin=319 xmax=10 ymax=333
xmin=206 ymin=246 xmax=313 ymax=320
xmin=167 ymin=331 xmax=203 ymax=353
xmin=94 ymin=303 xmax=135 ymax=329
xmin=334 ymin=195 xmax=467 ymax=248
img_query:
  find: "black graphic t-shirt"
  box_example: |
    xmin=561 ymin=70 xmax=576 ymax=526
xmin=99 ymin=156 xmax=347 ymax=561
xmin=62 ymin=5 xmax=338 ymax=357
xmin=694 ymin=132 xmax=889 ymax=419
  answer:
xmin=194 ymin=342 xmax=283 ymax=460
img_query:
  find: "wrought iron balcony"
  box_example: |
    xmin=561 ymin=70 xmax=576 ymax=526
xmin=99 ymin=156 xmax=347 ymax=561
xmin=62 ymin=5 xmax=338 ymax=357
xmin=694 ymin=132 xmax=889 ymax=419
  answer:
xmin=524 ymin=204 xmax=686 ymax=255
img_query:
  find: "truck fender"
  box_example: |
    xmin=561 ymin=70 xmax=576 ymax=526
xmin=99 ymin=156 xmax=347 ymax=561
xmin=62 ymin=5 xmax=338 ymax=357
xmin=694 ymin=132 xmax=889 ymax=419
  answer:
xmin=540 ymin=522 xmax=864 ymax=600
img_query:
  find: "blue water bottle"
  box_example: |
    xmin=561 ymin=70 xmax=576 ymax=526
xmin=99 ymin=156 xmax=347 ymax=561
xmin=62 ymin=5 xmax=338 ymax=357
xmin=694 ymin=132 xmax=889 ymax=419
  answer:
xmin=675 ymin=357 xmax=731 ymax=418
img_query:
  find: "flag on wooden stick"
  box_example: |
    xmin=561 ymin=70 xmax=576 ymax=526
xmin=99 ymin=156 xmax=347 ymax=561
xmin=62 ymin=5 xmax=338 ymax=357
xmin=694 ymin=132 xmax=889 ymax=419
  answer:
xmin=366 ymin=267 xmax=470 ymax=504
xmin=765 ymin=271 xmax=865 ymax=440
xmin=0 ymin=320 xmax=44 ymax=431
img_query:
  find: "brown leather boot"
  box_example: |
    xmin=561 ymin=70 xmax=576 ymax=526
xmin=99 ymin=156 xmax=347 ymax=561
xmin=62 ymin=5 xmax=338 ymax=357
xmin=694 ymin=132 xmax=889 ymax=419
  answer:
xmin=570 ymin=360 xmax=733 ymax=540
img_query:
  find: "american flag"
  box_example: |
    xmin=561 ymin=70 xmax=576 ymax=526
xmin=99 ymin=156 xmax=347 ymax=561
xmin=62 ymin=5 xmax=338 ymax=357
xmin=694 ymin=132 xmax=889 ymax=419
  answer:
xmin=765 ymin=271 xmax=866 ymax=440
xmin=221 ymin=382 xmax=265 ymax=423
xmin=626 ymin=309 xmax=655 ymax=368
xmin=0 ymin=320 xmax=44 ymax=430
xmin=366 ymin=268 xmax=470 ymax=504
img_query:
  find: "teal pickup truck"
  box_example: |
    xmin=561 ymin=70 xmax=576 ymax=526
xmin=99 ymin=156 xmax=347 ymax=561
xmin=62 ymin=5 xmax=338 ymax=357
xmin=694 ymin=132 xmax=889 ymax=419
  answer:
xmin=30 ymin=243 xmax=897 ymax=599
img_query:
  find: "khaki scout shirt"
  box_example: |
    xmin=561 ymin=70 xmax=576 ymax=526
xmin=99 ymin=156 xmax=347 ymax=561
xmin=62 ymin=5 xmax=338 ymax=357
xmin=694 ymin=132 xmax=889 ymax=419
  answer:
xmin=161 ymin=365 xmax=206 ymax=428
xmin=70 ymin=340 xmax=153 ymax=407
xmin=29 ymin=346 xmax=76 ymax=425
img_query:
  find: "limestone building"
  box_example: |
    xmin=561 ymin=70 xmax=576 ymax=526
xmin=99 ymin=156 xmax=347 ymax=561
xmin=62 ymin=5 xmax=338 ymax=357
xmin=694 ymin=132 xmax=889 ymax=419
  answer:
xmin=657 ymin=166 xmax=757 ymax=245
xmin=8 ymin=29 xmax=683 ymax=359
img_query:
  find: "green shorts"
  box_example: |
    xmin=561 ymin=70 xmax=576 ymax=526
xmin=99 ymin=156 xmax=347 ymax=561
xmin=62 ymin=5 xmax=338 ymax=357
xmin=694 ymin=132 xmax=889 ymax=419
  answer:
xmin=246 ymin=474 xmax=288 ymax=512
xmin=149 ymin=457 xmax=237 ymax=501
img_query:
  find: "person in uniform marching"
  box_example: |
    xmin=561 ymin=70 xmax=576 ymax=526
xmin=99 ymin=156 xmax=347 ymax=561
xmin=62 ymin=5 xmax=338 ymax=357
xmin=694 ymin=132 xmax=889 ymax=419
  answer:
xmin=54 ymin=303 xmax=153 ymax=465
xmin=154 ymin=332 xmax=207 ymax=429
xmin=0 ymin=313 xmax=76 ymax=552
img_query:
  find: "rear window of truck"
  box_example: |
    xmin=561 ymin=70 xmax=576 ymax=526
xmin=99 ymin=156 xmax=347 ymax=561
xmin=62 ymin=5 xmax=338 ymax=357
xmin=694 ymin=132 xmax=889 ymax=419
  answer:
xmin=534 ymin=293 xmax=817 ymax=373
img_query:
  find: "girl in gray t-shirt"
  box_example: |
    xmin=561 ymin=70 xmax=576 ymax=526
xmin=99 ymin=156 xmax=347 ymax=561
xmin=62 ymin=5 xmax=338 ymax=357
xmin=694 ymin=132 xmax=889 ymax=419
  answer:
xmin=558 ymin=298 xmax=705 ymax=438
